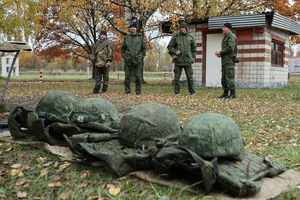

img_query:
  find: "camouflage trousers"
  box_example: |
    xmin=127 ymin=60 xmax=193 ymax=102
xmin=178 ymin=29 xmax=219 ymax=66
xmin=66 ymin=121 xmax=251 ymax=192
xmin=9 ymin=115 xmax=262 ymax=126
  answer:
xmin=221 ymin=64 xmax=235 ymax=90
xmin=94 ymin=67 xmax=109 ymax=92
xmin=173 ymin=65 xmax=195 ymax=95
xmin=124 ymin=62 xmax=142 ymax=94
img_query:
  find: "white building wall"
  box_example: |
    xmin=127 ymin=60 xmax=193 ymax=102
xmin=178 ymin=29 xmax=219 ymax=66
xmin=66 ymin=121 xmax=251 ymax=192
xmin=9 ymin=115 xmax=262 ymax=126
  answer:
xmin=1 ymin=55 xmax=19 ymax=77
xmin=234 ymin=26 xmax=289 ymax=88
xmin=266 ymin=27 xmax=289 ymax=87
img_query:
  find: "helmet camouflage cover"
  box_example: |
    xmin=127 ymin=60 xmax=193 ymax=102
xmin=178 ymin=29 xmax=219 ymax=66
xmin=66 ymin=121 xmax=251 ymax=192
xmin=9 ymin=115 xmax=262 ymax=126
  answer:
xmin=118 ymin=103 xmax=181 ymax=149
xmin=179 ymin=113 xmax=245 ymax=161
xmin=69 ymin=98 xmax=120 ymax=133
xmin=36 ymin=91 xmax=79 ymax=122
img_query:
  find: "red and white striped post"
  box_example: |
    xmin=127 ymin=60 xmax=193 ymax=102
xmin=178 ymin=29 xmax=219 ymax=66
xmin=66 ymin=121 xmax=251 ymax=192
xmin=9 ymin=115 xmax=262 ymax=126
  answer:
xmin=164 ymin=73 xmax=166 ymax=80
xmin=118 ymin=74 xmax=119 ymax=80
xmin=39 ymin=72 xmax=42 ymax=83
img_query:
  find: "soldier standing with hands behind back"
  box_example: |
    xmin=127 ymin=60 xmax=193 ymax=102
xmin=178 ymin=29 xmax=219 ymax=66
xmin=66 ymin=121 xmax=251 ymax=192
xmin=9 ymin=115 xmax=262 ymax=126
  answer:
xmin=91 ymin=30 xmax=113 ymax=94
xmin=167 ymin=22 xmax=197 ymax=96
xmin=215 ymin=23 xmax=238 ymax=99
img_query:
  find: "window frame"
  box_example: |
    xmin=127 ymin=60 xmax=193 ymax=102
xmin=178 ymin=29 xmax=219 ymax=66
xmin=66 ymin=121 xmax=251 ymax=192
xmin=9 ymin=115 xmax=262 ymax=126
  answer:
xmin=271 ymin=38 xmax=284 ymax=67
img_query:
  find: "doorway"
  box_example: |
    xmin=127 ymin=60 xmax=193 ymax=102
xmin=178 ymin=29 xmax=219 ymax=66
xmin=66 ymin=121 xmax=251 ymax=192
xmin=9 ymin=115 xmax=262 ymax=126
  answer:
xmin=205 ymin=33 xmax=223 ymax=87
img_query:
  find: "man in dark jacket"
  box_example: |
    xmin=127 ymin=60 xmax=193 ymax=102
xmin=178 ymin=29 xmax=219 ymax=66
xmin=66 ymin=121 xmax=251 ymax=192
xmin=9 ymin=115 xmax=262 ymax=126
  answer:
xmin=91 ymin=30 xmax=113 ymax=94
xmin=167 ymin=22 xmax=197 ymax=96
xmin=121 ymin=22 xmax=146 ymax=95
xmin=215 ymin=23 xmax=238 ymax=99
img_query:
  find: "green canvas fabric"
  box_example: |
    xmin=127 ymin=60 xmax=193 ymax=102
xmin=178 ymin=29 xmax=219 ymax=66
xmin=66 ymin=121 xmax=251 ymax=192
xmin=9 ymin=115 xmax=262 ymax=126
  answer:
xmin=27 ymin=112 xmax=40 ymax=135
xmin=8 ymin=105 xmax=86 ymax=146
xmin=66 ymin=133 xmax=115 ymax=146
xmin=31 ymin=118 xmax=57 ymax=145
xmin=179 ymin=113 xmax=245 ymax=161
xmin=118 ymin=103 xmax=181 ymax=149
xmin=48 ymin=122 xmax=83 ymax=138
xmin=70 ymin=140 xmax=152 ymax=177
xmin=216 ymin=152 xmax=286 ymax=197
xmin=151 ymin=146 xmax=216 ymax=194
xmin=31 ymin=121 xmax=86 ymax=146
xmin=8 ymin=106 xmax=58 ymax=144
xmin=8 ymin=106 xmax=36 ymax=140
xmin=69 ymin=98 xmax=120 ymax=133
xmin=36 ymin=91 xmax=79 ymax=124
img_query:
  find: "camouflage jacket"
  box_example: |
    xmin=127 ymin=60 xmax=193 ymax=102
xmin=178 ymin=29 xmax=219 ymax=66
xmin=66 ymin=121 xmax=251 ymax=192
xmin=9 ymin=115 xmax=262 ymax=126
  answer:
xmin=92 ymin=38 xmax=113 ymax=68
xmin=167 ymin=31 xmax=197 ymax=66
xmin=121 ymin=32 xmax=146 ymax=66
xmin=220 ymin=31 xmax=238 ymax=65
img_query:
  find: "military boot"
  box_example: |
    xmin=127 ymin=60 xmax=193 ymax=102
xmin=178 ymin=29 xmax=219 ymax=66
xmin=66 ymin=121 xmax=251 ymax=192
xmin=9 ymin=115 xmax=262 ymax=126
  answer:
xmin=217 ymin=90 xmax=229 ymax=98
xmin=91 ymin=88 xmax=100 ymax=94
xmin=226 ymin=89 xmax=236 ymax=99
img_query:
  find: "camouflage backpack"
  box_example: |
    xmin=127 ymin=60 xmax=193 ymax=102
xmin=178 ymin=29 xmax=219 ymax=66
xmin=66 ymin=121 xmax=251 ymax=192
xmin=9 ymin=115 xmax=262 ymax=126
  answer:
xmin=118 ymin=103 xmax=181 ymax=149
xmin=178 ymin=113 xmax=245 ymax=161
xmin=36 ymin=91 xmax=79 ymax=124
xmin=69 ymin=98 xmax=120 ymax=133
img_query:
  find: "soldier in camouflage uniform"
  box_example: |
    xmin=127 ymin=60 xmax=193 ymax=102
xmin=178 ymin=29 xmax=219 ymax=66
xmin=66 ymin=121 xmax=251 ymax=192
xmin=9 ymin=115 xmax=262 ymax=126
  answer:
xmin=215 ymin=23 xmax=238 ymax=99
xmin=167 ymin=22 xmax=197 ymax=96
xmin=121 ymin=21 xmax=146 ymax=95
xmin=91 ymin=30 xmax=113 ymax=94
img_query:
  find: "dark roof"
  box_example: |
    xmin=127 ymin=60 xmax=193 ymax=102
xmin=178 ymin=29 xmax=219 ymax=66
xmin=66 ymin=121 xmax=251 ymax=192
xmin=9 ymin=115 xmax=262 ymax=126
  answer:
xmin=208 ymin=12 xmax=300 ymax=35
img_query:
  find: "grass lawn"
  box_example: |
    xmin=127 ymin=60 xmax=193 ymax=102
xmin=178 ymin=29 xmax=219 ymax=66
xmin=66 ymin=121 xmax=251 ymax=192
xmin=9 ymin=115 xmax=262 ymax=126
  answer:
xmin=0 ymin=72 xmax=300 ymax=199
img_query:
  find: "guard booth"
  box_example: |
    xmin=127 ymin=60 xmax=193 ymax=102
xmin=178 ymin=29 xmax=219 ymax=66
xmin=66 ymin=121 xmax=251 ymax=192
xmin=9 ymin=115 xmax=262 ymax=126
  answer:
xmin=1 ymin=55 xmax=19 ymax=76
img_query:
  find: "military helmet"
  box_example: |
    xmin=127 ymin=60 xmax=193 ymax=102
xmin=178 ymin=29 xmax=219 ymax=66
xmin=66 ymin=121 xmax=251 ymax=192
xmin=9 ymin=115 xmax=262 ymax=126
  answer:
xmin=69 ymin=98 xmax=120 ymax=133
xmin=178 ymin=113 xmax=245 ymax=161
xmin=118 ymin=103 xmax=181 ymax=149
xmin=36 ymin=91 xmax=79 ymax=122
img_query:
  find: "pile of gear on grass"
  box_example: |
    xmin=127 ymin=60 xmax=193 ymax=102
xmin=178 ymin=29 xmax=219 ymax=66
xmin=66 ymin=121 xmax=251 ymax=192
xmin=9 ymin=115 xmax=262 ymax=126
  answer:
xmin=8 ymin=91 xmax=286 ymax=197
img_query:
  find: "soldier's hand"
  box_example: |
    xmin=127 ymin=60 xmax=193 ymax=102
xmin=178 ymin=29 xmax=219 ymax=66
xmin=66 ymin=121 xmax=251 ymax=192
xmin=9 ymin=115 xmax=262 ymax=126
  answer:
xmin=106 ymin=61 xmax=111 ymax=68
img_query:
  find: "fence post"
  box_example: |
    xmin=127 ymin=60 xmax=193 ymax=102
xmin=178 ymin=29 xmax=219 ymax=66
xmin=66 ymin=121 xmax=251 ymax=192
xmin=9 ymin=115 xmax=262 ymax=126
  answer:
xmin=40 ymin=71 xmax=42 ymax=83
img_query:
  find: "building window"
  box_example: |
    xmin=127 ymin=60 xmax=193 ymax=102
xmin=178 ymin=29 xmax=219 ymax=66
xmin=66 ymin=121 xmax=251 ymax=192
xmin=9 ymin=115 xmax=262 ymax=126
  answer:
xmin=271 ymin=39 xmax=284 ymax=67
xmin=6 ymin=58 xmax=9 ymax=64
